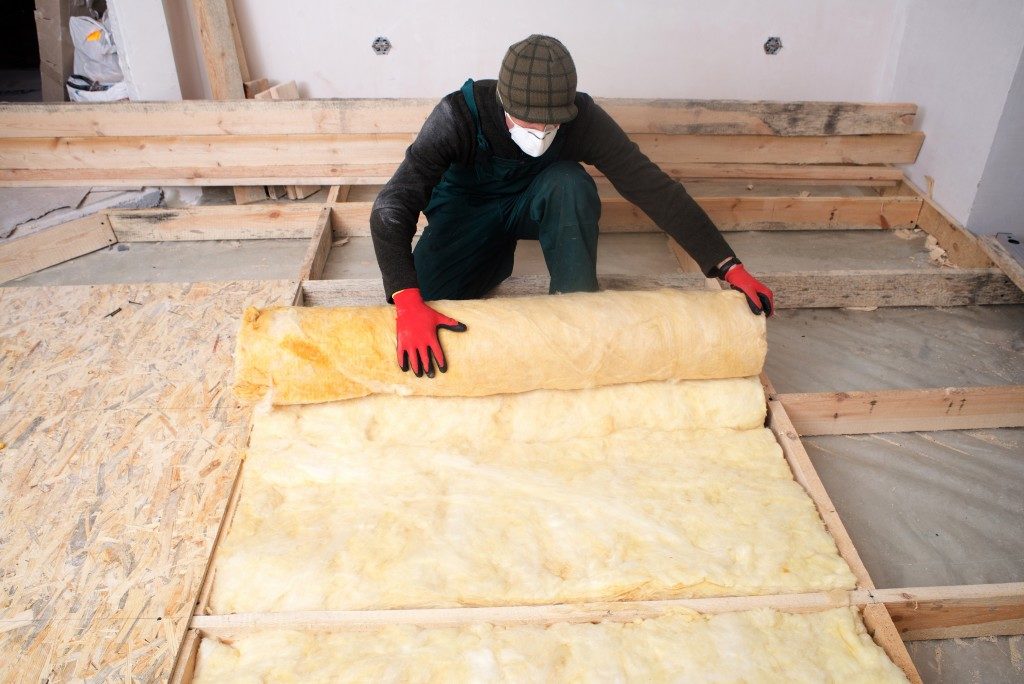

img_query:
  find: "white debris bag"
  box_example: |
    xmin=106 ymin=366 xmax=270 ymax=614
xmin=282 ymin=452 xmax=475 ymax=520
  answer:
xmin=69 ymin=15 xmax=123 ymax=85
xmin=66 ymin=75 xmax=129 ymax=102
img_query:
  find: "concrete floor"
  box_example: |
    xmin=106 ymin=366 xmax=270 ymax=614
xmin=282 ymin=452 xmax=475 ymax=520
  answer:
xmin=2 ymin=226 xmax=1021 ymax=683
xmin=6 ymin=239 xmax=309 ymax=287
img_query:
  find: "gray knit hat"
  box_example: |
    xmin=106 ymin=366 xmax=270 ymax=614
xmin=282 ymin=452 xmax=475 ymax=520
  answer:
xmin=497 ymin=35 xmax=578 ymax=125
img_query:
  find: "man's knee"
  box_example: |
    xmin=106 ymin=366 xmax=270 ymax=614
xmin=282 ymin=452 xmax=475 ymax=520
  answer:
xmin=538 ymin=161 xmax=598 ymax=200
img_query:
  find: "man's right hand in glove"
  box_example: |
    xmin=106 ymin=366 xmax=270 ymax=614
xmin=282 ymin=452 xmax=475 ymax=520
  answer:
xmin=393 ymin=288 xmax=467 ymax=378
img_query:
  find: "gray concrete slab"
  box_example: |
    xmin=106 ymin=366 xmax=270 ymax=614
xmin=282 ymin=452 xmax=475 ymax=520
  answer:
xmin=322 ymin=233 xmax=683 ymax=281
xmin=765 ymin=306 xmax=1024 ymax=393
xmin=729 ymin=229 xmax=935 ymax=272
xmin=806 ymin=428 xmax=1024 ymax=588
xmin=4 ymin=239 xmax=308 ymax=287
xmin=907 ymin=636 xmax=1024 ymax=684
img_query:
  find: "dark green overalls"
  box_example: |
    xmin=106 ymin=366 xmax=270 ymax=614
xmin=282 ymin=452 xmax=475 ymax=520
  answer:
xmin=413 ymin=79 xmax=602 ymax=301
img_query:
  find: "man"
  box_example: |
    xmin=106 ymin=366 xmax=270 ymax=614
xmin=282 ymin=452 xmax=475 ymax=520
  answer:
xmin=371 ymin=34 xmax=774 ymax=378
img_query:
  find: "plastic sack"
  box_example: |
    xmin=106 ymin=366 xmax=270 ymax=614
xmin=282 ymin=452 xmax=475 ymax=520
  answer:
xmin=69 ymin=15 xmax=123 ymax=85
xmin=66 ymin=75 xmax=129 ymax=102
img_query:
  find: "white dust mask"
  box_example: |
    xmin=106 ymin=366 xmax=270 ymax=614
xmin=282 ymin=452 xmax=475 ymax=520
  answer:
xmin=506 ymin=113 xmax=558 ymax=157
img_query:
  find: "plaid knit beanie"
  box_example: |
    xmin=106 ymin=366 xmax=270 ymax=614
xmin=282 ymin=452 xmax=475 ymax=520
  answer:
xmin=497 ymin=35 xmax=578 ymax=124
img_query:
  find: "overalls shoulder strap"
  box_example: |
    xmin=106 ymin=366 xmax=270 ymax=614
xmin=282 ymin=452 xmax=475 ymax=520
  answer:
xmin=460 ymin=78 xmax=490 ymax=153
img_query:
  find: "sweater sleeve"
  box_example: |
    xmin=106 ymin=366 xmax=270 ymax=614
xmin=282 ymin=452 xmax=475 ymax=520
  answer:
xmin=370 ymin=95 xmax=470 ymax=300
xmin=575 ymin=97 xmax=736 ymax=276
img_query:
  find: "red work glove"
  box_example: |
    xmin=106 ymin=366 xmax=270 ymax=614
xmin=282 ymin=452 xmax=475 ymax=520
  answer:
xmin=393 ymin=288 xmax=467 ymax=377
xmin=720 ymin=259 xmax=774 ymax=316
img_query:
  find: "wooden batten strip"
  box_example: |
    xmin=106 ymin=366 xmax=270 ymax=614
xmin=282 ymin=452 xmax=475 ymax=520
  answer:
xmin=0 ymin=163 xmax=905 ymax=187
xmin=779 ymin=386 xmax=1024 ymax=436
xmin=190 ymin=591 xmax=868 ymax=633
xmin=188 ymin=583 xmax=1024 ymax=641
xmin=0 ymin=99 xmax=918 ymax=138
xmin=0 ymin=213 xmax=116 ymax=282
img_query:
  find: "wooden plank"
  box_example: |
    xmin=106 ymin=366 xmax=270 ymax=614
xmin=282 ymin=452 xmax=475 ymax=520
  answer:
xmin=296 ymin=207 xmax=333 ymax=282
xmin=0 ymin=133 xmax=924 ymax=176
xmin=188 ymin=583 xmax=1023 ymax=637
xmin=106 ymin=205 xmax=322 ymax=241
xmin=905 ymin=179 xmax=994 ymax=268
xmin=0 ymin=163 xmax=904 ymax=187
xmin=694 ymin=195 xmax=922 ymax=230
xmin=880 ymin=582 xmax=1024 ymax=641
xmin=254 ymin=82 xmax=322 ymax=200
xmin=190 ymin=0 xmax=245 ymax=99
xmin=224 ymin=0 xmax=249 ymax=82
xmin=334 ymin=196 xmax=921 ymax=237
xmin=0 ymin=214 xmax=116 ymax=282
xmin=190 ymin=0 xmax=262 ymax=204
xmin=94 ymin=195 xmax=920 ymax=244
xmin=0 ymin=99 xmax=918 ymax=138
xmin=980 ymin=234 xmax=1024 ymax=293
xmin=779 ymin=386 xmax=1024 ymax=435
xmin=243 ymin=78 xmax=269 ymax=99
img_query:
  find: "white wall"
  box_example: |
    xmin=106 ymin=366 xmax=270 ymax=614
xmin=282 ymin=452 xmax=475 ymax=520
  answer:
xmin=171 ymin=0 xmax=905 ymax=101
xmin=968 ymin=49 xmax=1024 ymax=235
xmin=885 ymin=0 xmax=1024 ymax=225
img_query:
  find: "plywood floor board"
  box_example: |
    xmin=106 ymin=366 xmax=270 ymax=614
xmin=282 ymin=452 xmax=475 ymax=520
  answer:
xmin=0 ymin=280 xmax=297 ymax=413
xmin=0 ymin=279 xmax=296 ymax=682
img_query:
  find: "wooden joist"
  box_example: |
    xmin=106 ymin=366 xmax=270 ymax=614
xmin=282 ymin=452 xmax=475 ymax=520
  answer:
xmin=602 ymin=195 xmax=923 ymax=231
xmin=882 ymin=582 xmax=1024 ymax=641
xmin=0 ymin=99 xmax=918 ymax=138
xmin=102 ymin=194 xmax=922 ymax=243
xmin=979 ymin=234 xmax=1024 ymax=294
xmin=778 ymin=386 xmax=1024 ymax=436
xmin=0 ymin=132 xmax=924 ymax=188
xmin=0 ymin=214 xmax=116 ymax=282
xmin=296 ymin=207 xmax=333 ymax=285
xmin=904 ymin=180 xmax=994 ymax=268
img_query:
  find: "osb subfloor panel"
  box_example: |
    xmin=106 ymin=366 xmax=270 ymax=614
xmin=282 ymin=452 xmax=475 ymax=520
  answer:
xmin=0 ymin=280 xmax=296 ymax=682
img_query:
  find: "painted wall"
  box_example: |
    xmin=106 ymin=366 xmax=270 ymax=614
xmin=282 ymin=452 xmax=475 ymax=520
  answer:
xmin=885 ymin=0 xmax=1024 ymax=227
xmin=169 ymin=0 xmax=906 ymax=101
xmin=969 ymin=49 xmax=1024 ymax=235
